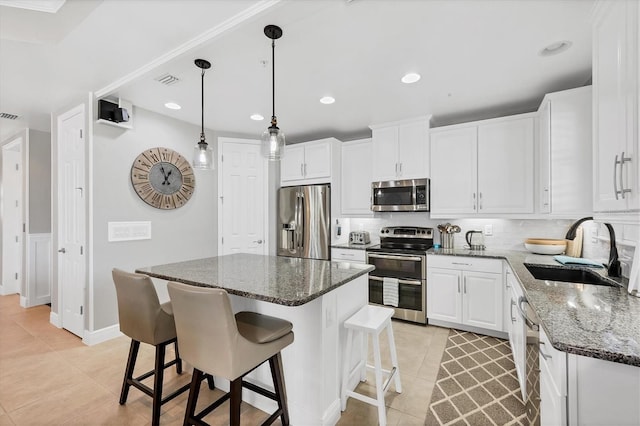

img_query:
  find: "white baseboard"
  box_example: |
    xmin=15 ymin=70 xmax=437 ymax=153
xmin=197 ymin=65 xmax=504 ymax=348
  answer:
xmin=82 ymin=324 xmax=122 ymax=346
xmin=50 ymin=311 xmax=61 ymax=327
xmin=20 ymin=295 xmax=27 ymax=307
xmin=322 ymin=398 xmax=341 ymax=426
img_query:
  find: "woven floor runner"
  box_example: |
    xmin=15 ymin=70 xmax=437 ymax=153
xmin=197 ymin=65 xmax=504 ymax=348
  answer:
xmin=424 ymin=329 xmax=527 ymax=426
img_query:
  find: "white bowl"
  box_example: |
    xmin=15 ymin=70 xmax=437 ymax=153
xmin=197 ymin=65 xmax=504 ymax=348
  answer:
xmin=524 ymin=238 xmax=567 ymax=255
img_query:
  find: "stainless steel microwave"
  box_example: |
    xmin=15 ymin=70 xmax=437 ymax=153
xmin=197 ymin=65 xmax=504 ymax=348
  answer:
xmin=371 ymin=178 xmax=430 ymax=212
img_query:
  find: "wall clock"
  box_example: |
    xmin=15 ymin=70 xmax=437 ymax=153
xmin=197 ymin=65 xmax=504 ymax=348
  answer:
xmin=131 ymin=147 xmax=195 ymax=210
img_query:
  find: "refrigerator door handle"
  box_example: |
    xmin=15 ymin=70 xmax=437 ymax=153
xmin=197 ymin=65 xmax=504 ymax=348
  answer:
xmin=298 ymin=192 xmax=305 ymax=251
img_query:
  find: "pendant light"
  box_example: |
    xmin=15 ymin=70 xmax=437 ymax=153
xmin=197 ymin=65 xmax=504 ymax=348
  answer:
xmin=261 ymin=25 xmax=285 ymax=160
xmin=193 ymin=58 xmax=214 ymax=170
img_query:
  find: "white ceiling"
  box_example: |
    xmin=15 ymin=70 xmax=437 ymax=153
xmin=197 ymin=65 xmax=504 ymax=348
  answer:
xmin=1 ymin=0 xmax=594 ymax=143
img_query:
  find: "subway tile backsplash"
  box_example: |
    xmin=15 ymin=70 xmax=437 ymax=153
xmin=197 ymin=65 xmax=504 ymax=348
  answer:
xmin=337 ymin=214 xmax=638 ymax=279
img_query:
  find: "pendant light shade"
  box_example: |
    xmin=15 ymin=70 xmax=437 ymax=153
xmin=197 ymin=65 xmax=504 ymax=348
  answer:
xmin=261 ymin=25 xmax=285 ymax=160
xmin=193 ymin=59 xmax=214 ymax=170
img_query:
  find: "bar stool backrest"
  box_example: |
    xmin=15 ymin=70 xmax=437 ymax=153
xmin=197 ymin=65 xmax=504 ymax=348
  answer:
xmin=112 ymin=268 xmax=174 ymax=345
xmin=167 ymin=282 xmax=239 ymax=377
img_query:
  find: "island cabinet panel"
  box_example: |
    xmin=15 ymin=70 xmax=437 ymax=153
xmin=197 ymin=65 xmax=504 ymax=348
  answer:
xmin=592 ymin=0 xmax=639 ymax=217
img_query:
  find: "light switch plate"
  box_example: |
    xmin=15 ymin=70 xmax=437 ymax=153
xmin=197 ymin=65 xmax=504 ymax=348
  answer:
xmin=484 ymin=224 xmax=493 ymax=236
xmin=108 ymin=221 xmax=152 ymax=242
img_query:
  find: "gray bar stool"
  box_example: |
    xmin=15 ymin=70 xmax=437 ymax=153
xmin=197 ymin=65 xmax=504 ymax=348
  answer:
xmin=112 ymin=269 xmax=214 ymax=425
xmin=167 ymin=281 xmax=294 ymax=426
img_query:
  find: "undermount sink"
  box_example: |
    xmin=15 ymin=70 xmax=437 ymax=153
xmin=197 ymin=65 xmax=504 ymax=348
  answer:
xmin=524 ymin=264 xmax=618 ymax=287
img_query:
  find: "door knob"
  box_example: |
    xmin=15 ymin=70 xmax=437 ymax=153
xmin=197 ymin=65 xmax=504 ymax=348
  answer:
xmin=58 ymin=248 xmax=66 ymax=253
xmin=253 ymin=240 xmax=263 ymax=244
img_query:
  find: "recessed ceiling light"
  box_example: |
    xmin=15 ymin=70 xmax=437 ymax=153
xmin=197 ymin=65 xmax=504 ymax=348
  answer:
xmin=164 ymin=102 xmax=181 ymax=110
xmin=401 ymin=73 xmax=421 ymax=84
xmin=539 ymin=40 xmax=572 ymax=56
xmin=320 ymin=96 xmax=335 ymax=104
xmin=250 ymin=114 xmax=264 ymax=121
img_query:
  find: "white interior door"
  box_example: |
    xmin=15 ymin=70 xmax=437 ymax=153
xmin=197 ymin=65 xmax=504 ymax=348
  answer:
xmin=1 ymin=139 xmax=23 ymax=295
xmin=219 ymin=138 xmax=268 ymax=255
xmin=57 ymin=105 xmax=86 ymax=338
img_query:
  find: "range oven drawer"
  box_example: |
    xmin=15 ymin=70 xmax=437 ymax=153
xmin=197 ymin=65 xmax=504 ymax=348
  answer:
xmin=368 ymin=275 xmax=424 ymax=312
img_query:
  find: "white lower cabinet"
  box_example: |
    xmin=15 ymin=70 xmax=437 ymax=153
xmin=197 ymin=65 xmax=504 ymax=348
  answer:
xmin=331 ymin=248 xmax=366 ymax=263
xmin=539 ymin=327 xmax=567 ymax=426
xmin=427 ymin=256 xmax=503 ymax=332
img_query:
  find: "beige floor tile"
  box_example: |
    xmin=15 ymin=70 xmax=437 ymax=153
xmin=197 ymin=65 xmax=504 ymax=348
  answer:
xmin=0 ymin=413 xmax=15 ymax=426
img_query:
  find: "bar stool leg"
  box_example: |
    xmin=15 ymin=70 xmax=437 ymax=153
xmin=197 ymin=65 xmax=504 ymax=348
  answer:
xmin=270 ymin=352 xmax=290 ymax=425
xmin=183 ymin=369 xmax=203 ymax=426
xmin=341 ymin=328 xmax=354 ymax=411
xmin=152 ymin=343 xmax=166 ymax=426
xmin=386 ymin=322 xmax=402 ymax=393
xmin=372 ymin=334 xmax=387 ymax=426
xmin=229 ymin=377 xmax=242 ymax=426
xmin=360 ymin=332 xmax=368 ymax=382
xmin=174 ymin=340 xmax=183 ymax=374
xmin=119 ymin=340 xmax=140 ymax=404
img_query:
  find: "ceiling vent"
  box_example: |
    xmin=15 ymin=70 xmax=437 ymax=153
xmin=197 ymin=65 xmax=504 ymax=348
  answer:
xmin=0 ymin=112 xmax=19 ymax=120
xmin=155 ymin=74 xmax=180 ymax=86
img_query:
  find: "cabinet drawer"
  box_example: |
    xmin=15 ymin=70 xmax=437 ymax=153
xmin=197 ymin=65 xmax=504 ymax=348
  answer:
xmin=539 ymin=327 xmax=567 ymax=396
xmin=331 ymin=248 xmax=366 ymax=263
xmin=427 ymin=255 xmax=502 ymax=274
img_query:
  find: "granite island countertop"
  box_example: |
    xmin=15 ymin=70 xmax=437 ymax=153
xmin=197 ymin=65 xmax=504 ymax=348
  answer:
xmin=428 ymin=248 xmax=640 ymax=367
xmin=136 ymin=253 xmax=374 ymax=307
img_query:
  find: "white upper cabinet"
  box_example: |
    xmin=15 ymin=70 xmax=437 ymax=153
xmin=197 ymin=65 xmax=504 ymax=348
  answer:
xmin=430 ymin=127 xmax=478 ymax=215
xmin=592 ymin=0 xmax=639 ymax=217
xmin=430 ymin=114 xmax=535 ymax=216
xmin=370 ymin=117 xmax=430 ymax=181
xmin=280 ymin=138 xmax=337 ymax=186
xmin=477 ymin=117 xmax=534 ymax=214
xmin=538 ymin=86 xmax=593 ymax=217
xmin=341 ymin=138 xmax=373 ymax=216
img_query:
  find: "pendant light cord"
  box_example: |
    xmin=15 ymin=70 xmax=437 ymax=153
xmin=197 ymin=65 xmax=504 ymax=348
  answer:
xmin=271 ymin=39 xmax=276 ymax=125
xmin=200 ymin=68 xmax=206 ymax=142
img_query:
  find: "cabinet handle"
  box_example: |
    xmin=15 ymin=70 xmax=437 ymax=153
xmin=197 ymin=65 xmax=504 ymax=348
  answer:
xmin=620 ymin=152 xmax=632 ymax=199
xmin=452 ymin=262 xmax=471 ymax=266
xmin=463 ymin=276 xmax=467 ymax=293
xmin=479 ymin=192 xmax=483 ymax=210
xmin=457 ymin=276 xmax=460 ymax=293
xmin=472 ymin=193 xmax=476 ymax=210
xmin=399 ymin=162 xmax=402 ymax=175
xmin=301 ymin=163 xmax=304 ymax=177
xmin=614 ymin=154 xmax=620 ymax=200
xmin=510 ymin=299 xmax=516 ymax=323
xmin=395 ymin=163 xmax=398 ymax=174
xmin=539 ymin=342 xmax=552 ymax=360
xmin=304 ymin=163 xmax=307 ymax=176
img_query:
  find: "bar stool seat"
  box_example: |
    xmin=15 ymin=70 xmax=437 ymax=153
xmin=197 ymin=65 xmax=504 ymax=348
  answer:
xmin=168 ymin=282 xmax=294 ymax=426
xmin=112 ymin=269 xmax=214 ymax=426
xmin=341 ymin=305 xmax=402 ymax=426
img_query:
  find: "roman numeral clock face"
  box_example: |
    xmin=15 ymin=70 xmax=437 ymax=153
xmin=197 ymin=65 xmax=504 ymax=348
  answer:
xmin=131 ymin=147 xmax=195 ymax=209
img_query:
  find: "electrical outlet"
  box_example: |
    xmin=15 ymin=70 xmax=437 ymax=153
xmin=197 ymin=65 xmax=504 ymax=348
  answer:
xmin=484 ymin=224 xmax=493 ymax=236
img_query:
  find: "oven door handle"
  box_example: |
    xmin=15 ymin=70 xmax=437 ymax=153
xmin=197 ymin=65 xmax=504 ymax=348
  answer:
xmin=516 ymin=296 xmax=539 ymax=331
xmin=369 ymin=275 xmax=422 ymax=286
xmin=367 ymin=253 xmax=423 ymax=262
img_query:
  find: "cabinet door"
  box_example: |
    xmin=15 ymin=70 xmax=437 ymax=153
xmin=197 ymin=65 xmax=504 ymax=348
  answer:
xmin=478 ymin=117 xmax=534 ymax=213
xmin=461 ymin=271 xmax=503 ymax=331
xmin=540 ymin=362 xmax=567 ymax=426
xmin=371 ymin=127 xmax=399 ymax=181
xmin=430 ymin=127 xmax=478 ymax=215
xmin=593 ymin=1 xmax=631 ymax=212
xmin=341 ymin=139 xmax=373 ymax=215
xmin=397 ymin=120 xmax=429 ymax=179
xmin=303 ymin=140 xmax=332 ymax=181
xmin=426 ymin=267 xmax=461 ymax=323
xmin=539 ymin=100 xmax=552 ymax=213
xmin=280 ymin=144 xmax=305 ymax=183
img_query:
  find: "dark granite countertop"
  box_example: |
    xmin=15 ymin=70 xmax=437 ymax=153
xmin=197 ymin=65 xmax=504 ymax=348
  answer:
xmin=136 ymin=253 xmax=374 ymax=307
xmin=331 ymin=242 xmax=378 ymax=250
xmin=428 ymin=248 xmax=640 ymax=367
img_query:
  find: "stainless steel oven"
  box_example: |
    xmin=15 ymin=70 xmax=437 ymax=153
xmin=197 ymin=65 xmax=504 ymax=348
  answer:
xmin=366 ymin=227 xmax=433 ymax=324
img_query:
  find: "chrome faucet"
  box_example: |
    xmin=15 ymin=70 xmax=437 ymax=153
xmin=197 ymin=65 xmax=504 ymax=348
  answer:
xmin=565 ymin=217 xmax=621 ymax=278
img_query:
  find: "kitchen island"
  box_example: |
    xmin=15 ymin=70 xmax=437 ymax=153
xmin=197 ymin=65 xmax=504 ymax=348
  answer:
xmin=137 ymin=253 xmax=373 ymax=426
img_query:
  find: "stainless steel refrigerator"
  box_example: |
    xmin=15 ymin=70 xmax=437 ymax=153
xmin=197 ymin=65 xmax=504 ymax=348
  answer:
xmin=277 ymin=184 xmax=330 ymax=260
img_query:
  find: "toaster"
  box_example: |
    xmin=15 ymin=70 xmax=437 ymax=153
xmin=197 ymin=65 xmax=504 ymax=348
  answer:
xmin=349 ymin=231 xmax=371 ymax=245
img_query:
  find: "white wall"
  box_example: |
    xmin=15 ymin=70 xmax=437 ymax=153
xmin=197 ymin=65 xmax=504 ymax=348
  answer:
xmin=91 ymin=107 xmax=218 ymax=330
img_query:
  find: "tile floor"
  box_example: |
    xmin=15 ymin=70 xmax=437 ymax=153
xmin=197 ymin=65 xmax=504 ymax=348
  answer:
xmin=0 ymin=294 xmax=451 ymax=425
